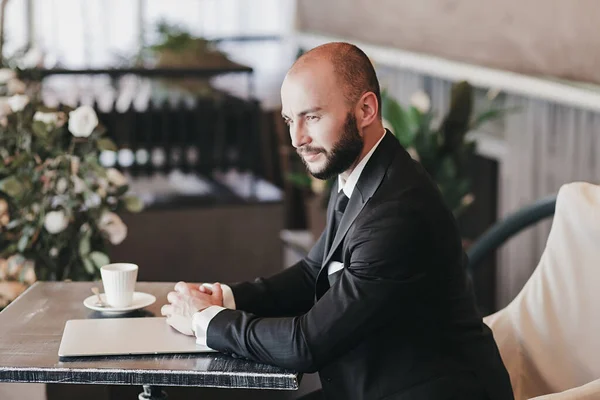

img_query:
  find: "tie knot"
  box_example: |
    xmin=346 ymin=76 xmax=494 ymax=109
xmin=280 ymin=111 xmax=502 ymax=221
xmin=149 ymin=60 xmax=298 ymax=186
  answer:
xmin=335 ymin=192 xmax=349 ymax=214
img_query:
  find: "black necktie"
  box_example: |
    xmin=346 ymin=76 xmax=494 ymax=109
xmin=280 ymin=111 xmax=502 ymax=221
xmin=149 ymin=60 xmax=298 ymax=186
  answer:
xmin=332 ymin=191 xmax=349 ymax=240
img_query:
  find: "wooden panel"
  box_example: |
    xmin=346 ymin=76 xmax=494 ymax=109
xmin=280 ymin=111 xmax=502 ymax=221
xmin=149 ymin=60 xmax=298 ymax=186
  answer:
xmin=109 ymin=203 xmax=285 ymax=284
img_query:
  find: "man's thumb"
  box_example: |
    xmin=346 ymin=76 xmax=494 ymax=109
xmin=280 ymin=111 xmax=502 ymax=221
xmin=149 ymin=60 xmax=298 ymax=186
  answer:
xmin=212 ymin=282 xmax=224 ymax=304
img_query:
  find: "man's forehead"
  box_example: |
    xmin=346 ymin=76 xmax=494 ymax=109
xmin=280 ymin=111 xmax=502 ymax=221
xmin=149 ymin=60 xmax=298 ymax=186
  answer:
xmin=281 ymin=69 xmax=337 ymax=115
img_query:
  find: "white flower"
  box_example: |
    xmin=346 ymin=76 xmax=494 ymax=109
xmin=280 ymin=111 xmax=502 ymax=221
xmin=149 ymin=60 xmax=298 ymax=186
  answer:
xmin=70 ymin=155 xmax=80 ymax=175
xmin=72 ymin=175 xmax=86 ymax=194
xmin=56 ymin=177 xmax=68 ymax=193
xmin=34 ymin=111 xmax=59 ymax=126
xmin=7 ymin=95 xmax=29 ymax=112
xmin=0 ymin=198 xmax=8 ymax=227
xmin=49 ymin=247 xmax=59 ymax=257
xmin=0 ymin=68 xmax=16 ymax=84
xmin=410 ymin=90 xmax=431 ymax=114
xmin=406 ymin=147 xmax=420 ymax=161
xmin=98 ymin=211 xmax=127 ymax=245
xmin=84 ymin=192 xmax=102 ymax=208
xmin=68 ymin=105 xmax=98 ymax=138
xmin=0 ymin=97 xmax=11 ymax=117
xmin=44 ymin=210 xmax=69 ymax=234
xmin=106 ymin=168 xmax=128 ymax=187
xmin=7 ymin=79 xmax=26 ymax=95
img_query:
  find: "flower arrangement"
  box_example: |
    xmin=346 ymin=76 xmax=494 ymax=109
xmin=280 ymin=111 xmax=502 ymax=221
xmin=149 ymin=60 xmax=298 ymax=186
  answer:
xmin=0 ymin=68 xmax=143 ymax=308
xmin=382 ymin=81 xmax=511 ymax=216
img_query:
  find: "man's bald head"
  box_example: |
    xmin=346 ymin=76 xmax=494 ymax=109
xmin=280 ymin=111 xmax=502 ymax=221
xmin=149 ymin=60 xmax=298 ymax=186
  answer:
xmin=289 ymin=42 xmax=382 ymax=118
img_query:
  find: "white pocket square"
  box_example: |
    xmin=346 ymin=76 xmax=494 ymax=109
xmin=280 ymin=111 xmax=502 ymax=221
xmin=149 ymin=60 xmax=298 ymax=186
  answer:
xmin=327 ymin=261 xmax=344 ymax=275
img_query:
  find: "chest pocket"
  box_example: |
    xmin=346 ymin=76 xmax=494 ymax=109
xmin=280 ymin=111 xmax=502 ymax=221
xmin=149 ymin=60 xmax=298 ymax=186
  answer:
xmin=327 ymin=261 xmax=344 ymax=286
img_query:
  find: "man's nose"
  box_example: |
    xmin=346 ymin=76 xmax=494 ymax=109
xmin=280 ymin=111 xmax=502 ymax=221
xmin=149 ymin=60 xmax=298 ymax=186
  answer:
xmin=290 ymin=123 xmax=310 ymax=149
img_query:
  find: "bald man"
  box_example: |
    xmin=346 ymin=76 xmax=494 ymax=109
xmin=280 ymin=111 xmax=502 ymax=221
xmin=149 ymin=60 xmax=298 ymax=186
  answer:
xmin=162 ymin=42 xmax=513 ymax=400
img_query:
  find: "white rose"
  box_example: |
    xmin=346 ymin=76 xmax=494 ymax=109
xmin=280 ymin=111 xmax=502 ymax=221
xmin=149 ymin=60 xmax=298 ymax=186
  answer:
xmin=106 ymin=168 xmax=128 ymax=187
xmin=84 ymin=192 xmax=102 ymax=208
xmin=68 ymin=105 xmax=98 ymax=138
xmin=7 ymin=95 xmax=29 ymax=112
xmin=34 ymin=111 xmax=59 ymax=126
xmin=410 ymin=90 xmax=431 ymax=114
xmin=72 ymin=175 xmax=86 ymax=194
xmin=44 ymin=210 xmax=69 ymax=234
xmin=0 ymin=68 xmax=16 ymax=84
xmin=7 ymin=79 xmax=26 ymax=95
xmin=56 ymin=177 xmax=68 ymax=193
xmin=98 ymin=211 xmax=127 ymax=245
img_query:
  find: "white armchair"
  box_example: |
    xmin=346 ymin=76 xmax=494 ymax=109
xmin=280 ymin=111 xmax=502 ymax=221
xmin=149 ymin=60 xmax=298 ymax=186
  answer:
xmin=484 ymin=182 xmax=600 ymax=399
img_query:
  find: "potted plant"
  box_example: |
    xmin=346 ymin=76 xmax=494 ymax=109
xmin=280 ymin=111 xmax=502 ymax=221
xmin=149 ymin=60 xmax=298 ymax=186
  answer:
xmin=382 ymin=81 xmax=510 ymax=217
xmin=0 ymin=69 xmax=143 ymax=309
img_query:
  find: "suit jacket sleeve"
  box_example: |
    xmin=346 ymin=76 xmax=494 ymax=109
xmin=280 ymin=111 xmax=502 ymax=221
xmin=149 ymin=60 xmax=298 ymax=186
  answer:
xmin=206 ymin=199 xmax=436 ymax=372
xmin=229 ymin=229 xmax=326 ymax=317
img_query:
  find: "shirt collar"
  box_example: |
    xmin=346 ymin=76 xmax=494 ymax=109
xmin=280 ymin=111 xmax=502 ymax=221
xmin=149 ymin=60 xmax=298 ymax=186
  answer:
xmin=338 ymin=129 xmax=387 ymax=198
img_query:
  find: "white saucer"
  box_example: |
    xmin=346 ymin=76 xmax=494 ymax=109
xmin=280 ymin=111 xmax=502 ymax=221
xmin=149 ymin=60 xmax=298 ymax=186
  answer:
xmin=83 ymin=292 xmax=156 ymax=314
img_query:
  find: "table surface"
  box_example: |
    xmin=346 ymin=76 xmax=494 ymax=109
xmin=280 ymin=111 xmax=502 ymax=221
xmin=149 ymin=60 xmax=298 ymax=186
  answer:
xmin=0 ymin=281 xmax=299 ymax=390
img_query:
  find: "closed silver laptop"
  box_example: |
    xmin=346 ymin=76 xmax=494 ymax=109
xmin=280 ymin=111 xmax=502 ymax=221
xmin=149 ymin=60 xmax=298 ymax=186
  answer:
xmin=58 ymin=317 xmax=215 ymax=358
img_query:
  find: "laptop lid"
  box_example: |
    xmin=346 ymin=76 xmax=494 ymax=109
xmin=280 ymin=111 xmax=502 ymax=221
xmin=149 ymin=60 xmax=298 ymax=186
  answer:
xmin=58 ymin=317 xmax=215 ymax=359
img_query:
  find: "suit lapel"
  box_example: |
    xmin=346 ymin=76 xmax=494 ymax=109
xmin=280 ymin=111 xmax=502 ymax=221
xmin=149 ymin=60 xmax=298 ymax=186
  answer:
xmin=320 ymin=130 xmax=399 ymax=270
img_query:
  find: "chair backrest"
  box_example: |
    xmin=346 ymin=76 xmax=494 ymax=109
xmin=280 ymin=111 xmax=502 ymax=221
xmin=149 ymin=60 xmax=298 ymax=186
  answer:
xmin=467 ymin=194 xmax=557 ymax=273
xmin=485 ymin=182 xmax=600 ymax=398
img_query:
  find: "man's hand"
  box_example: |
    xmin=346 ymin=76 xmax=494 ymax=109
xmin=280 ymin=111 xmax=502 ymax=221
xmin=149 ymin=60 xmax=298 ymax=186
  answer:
xmin=161 ymin=281 xmax=224 ymax=336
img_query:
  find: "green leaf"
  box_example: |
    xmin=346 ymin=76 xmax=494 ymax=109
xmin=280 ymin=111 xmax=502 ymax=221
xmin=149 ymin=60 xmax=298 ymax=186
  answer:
xmin=124 ymin=195 xmax=144 ymax=213
xmin=82 ymin=257 xmax=95 ymax=275
xmin=471 ymin=106 xmax=520 ymax=130
xmin=79 ymin=234 xmax=91 ymax=257
xmin=97 ymin=138 xmax=118 ymax=152
xmin=382 ymin=94 xmax=417 ymax=148
xmin=114 ymin=184 xmax=129 ymax=196
xmin=32 ymin=121 xmax=49 ymax=139
xmin=89 ymin=251 xmax=110 ymax=269
xmin=0 ymin=176 xmax=24 ymax=197
xmin=17 ymin=234 xmax=29 ymax=252
xmin=285 ymin=172 xmax=312 ymax=189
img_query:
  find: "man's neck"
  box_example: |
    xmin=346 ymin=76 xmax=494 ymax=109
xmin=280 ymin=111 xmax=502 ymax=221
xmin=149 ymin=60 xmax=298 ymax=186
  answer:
xmin=340 ymin=126 xmax=385 ymax=181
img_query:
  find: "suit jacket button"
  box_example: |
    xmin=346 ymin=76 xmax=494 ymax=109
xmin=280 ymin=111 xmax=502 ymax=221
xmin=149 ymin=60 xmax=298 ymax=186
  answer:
xmin=325 ymin=377 xmax=332 ymax=383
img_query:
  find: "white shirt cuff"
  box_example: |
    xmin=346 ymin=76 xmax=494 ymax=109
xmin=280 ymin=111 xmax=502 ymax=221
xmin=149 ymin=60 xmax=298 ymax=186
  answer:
xmin=201 ymin=283 xmax=236 ymax=309
xmin=192 ymin=305 xmax=226 ymax=346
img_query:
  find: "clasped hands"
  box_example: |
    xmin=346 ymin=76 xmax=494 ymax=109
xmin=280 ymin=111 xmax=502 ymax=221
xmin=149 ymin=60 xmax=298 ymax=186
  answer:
xmin=161 ymin=281 xmax=224 ymax=336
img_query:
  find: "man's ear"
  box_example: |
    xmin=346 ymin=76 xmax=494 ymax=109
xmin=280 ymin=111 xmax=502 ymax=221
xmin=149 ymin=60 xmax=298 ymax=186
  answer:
xmin=357 ymin=92 xmax=379 ymax=128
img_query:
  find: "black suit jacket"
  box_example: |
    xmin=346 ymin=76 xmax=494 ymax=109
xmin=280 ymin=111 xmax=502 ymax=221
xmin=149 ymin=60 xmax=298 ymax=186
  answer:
xmin=207 ymin=131 xmax=514 ymax=400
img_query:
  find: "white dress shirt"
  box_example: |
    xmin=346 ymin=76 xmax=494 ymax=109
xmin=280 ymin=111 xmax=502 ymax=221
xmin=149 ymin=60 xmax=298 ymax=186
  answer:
xmin=192 ymin=129 xmax=387 ymax=346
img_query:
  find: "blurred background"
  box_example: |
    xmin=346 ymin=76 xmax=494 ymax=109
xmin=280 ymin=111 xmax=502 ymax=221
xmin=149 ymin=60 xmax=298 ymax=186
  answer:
xmin=1 ymin=1 xmax=600 ymax=399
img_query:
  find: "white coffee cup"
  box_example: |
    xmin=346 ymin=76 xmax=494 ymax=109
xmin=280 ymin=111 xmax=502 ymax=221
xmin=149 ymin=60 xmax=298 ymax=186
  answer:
xmin=100 ymin=263 xmax=138 ymax=308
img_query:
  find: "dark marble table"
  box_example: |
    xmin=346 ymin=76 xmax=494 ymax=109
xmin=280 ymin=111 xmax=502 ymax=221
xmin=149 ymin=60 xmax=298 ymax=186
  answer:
xmin=0 ymin=282 xmax=300 ymax=399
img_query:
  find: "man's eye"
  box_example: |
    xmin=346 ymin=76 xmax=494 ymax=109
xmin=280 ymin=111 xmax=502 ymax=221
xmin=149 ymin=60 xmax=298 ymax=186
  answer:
xmin=306 ymin=115 xmax=319 ymax=121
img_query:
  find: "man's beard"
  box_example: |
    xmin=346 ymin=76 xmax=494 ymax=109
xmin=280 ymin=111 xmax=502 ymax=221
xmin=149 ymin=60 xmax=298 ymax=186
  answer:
xmin=298 ymin=112 xmax=364 ymax=180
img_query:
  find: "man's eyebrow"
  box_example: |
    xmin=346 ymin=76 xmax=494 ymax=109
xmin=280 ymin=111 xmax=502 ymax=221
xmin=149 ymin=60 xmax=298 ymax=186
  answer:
xmin=281 ymin=107 xmax=323 ymax=120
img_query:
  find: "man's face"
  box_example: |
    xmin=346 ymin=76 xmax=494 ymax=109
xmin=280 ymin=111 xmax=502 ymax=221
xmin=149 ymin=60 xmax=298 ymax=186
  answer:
xmin=281 ymin=63 xmax=364 ymax=180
